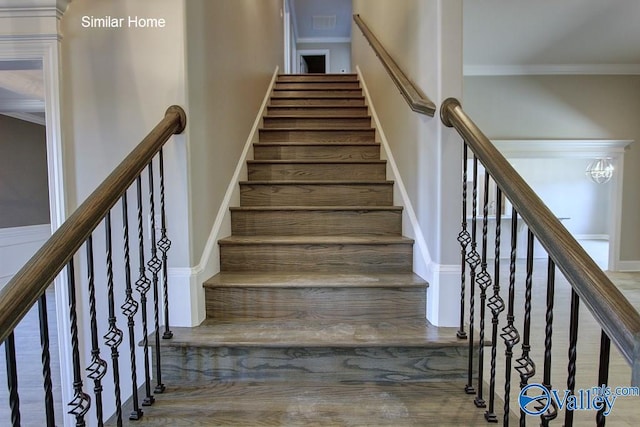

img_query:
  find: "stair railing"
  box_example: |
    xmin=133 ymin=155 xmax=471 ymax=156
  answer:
xmin=0 ymin=106 xmax=186 ymax=427
xmin=353 ymin=14 xmax=436 ymax=117
xmin=441 ymin=98 xmax=640 ymax=426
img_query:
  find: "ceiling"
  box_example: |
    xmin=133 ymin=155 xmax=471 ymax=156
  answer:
xmin=0 ymin=60 xmax=45 ymax=124
xmin=464 ymin=0 xmax=640 ymax=75
xmin=290 ymin=0 xmax=352 ymax=43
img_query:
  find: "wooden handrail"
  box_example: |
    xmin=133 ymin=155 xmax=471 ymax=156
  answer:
xmin=353 ymin=14 xmax=436 ymax=117
xmin=0 ymin=106 xmax=186 ymax=344
xmin=441 ymin=98 xmax=640 ymax=379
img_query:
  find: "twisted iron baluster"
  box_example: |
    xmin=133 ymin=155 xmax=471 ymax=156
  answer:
xmin=121 ymin=193 xmax=143 ymax=420
xmin=158 ymin=149 xmax=173 ymax=340
xmin=501 ymin=207 xmax=521 ymax=427
xmin=475 ymin=169 xmax=492 ymax=408
xmin=38 ymin=293 xmax=56 ymax=426
xmin=135 ymin=175 xmax=154 ymax=406
xmin=596 ymin=331 xmax=611 ymax=427
xmin=104 ymin=212 xmax=124 ymax=425
xmin=85 ymin=236 xmax=107 ymax=426
xmin=457 ymin=143 xmax=471 ymax=340
xmin=541 ymin=258 xmax=558 ymax=426
xmin=465 ymin=155 xmax=481 ymax=395
xmin=565 ymin=289 xmax=580 ymax=427
xmin=5 ymin=332 xmax=21 ymax=427
xmin=147 ymin=161 xmax=165 ymax=394
xmin=485 ymin=186 xmax=505 ymax=423
xmin=516 ymin=230 xmax=536 ymax=427
xmin=66 ymin=260 xmax=91 ymax=426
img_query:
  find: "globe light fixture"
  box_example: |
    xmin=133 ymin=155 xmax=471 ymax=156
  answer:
xmin=586 ymin=158 xmax=614 ymax=184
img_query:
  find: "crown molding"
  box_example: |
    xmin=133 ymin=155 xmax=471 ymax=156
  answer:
xmin=464 ymin=64 xmax=640 ymax=76
xmin=0 ymin=98 xmax=45 ymax=113
xmin=1 ymin=112 xmax=45 ymax=125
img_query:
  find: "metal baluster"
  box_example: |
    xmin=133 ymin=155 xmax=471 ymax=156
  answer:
xmin=5 ymin=332 xmax=21 ymax=427
xmin=85 ymin=236 xmax=107 ymax=426
xmin=516 ymin=230 xmax=536 ymax=427
xmin=475 ymin=169 xmax=492 ymax=408
xmin=596 ymin=331 xmax=611 ymax=427
xmin=135 ymin=175 xmax=154 ymax=406
xmin=501 ymin=207 xmax=521 ymax=427
xmin=147 ymin=161 xmax=166 ymax=394
xmin=121 ymin=193 xmax=143 ymax=420
xmin=104 ymin=212 xmax=124 ymax=425
xmin=158 ymin=149 xmax=173 ymax=340
xmin=565 ymin=289 xmax=580 ymax=427
xmin=457 ymin=143 xmax=471 ymax=340
xmin=465 ymin=154 xmax=481 ymax=395
xmin=38 ymin=293 xmax=56 ymax=426
xmin=66 ymin=260 xmax=91 ymax=427
xmin=541 ymin=258 xmax=558 ymax=426
xmin=485 ymin=186 xmax=505 ymax=423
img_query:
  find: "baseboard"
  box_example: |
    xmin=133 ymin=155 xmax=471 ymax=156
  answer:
xmin=616 ymin=261 xmax=640 ymax=272
xmin=575 ymin=234 xmax=609 ymax=241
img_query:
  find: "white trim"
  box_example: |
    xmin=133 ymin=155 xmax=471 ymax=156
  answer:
xmin=297 ymin=37 xmax=352 ymax=44
xmin=297 ymin=49 xmax=330 ymax=74
xmin=616 ymin=261 xmax=640 ymax=272
xmin=575 ymin=234 xmax=610 ymax=241
xmin=464 ymin=64 xmax=640 ymax=76
xmin=0 ymin=98 xmax=45 ymax=112
xmin=287 ymin=0 xmax=299 ymax=43
xmin=492 ymin=139 xmax=633 ymax=159
xmin=0 ymin=223 xmax=50 ymax=246
xmin=195 ymin=67 xmax=280 ymax=275
xmin=356 ymin=65 xmax=432 ymax=274
xmin=1 ymin=111 xmax=45 ymax=125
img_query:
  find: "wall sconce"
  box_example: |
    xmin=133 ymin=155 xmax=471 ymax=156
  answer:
xmin=586 ymin=158 xmax=614 ymax=184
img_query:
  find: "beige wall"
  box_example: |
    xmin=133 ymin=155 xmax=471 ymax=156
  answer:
xmin=464 ymin=75 xmax=640 ymax=261
xmin=185 ymin=0 xmax=284 ymax=263
xmin=0 ymin=115 xmax=49 ymax=228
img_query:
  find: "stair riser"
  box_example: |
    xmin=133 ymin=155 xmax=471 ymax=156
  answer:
xmin=275 ymin=82 xmax=361 ymax=90
xmin=273 ymin=90 xmax=363 ymax=98
xmin=247 ymin=163 xmax=386 ymax=181
xmin=206 ymin=287 xmax=426 ymax=321
xmin=253 ymin=144 xmax=380 ymax=160
xmin=263 ymin=117 xmax=371 ymax=129
xmin=231 ymin=209 xmax=402 ymax=236
xmin=156 ymin=345 xmax=468 ymax=385
xmin=267 ymin=106 xmax=369 ymax=116
xmin=259 ymin=129 xmax=375 ymax=143
xmin=240 ymin=183 xmax=393 ymax=206
xmin=277 ymin=74 xmax=358 ymax=82
xmin=270 ymin=98 xmax=365 ymax=106
xmin=220 ymin=243 xmax=413 ymax=273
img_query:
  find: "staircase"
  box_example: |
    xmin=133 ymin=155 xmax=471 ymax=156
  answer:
xmin=123 ymin=74 xmax=491 ymax=426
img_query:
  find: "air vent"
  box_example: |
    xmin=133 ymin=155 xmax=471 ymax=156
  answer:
xmin=313 ymin=15 xmax=336 ymax=30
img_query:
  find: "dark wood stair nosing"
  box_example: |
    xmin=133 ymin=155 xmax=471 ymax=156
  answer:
xmin=247 ymin=160 xmax=386 ymax=165
xmin=229 ymin=206 xmax=404 ymax=211
xmin=239 ymin=180 xmax=394 ymax=185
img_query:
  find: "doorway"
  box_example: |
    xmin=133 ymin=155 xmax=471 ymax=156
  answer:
xmin=297 ymin=49 xmax=330 ymax=74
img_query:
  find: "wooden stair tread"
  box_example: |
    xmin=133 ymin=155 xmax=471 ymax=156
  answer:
xmin=113 ymin=381 xmax=504 ymax=427
xmin=230 ymin=206 xmax=402 ymax=211
xmin=156 ymin=319 xmax=459 ymax=349
xmin=263 ymin=114 xmax=371 ymax=119
xmin=254 ymin=142 xmax=379 ymax=146
xmin=260 ymin=127 xmax=373 ymax=131
xmin=204 ymin=272 xmax=427 ymax=289
xmin=247 ymin=160 xmax=385 ymax=164
xmin=240 ymin=180 xmax=393 ymax=184
xmin=218 ymin=235 xmax=414 ymax=245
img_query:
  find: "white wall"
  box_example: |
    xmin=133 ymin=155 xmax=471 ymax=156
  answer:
xmin=464 ymin=75 xmax=640 ymax=263
xmin=352 ymin=0 xmax=464 ymax=326
xmin=0 ymin=224 xmax=50 ymax=288
xmin=297 ymin=42 xmax=351 ymax=73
